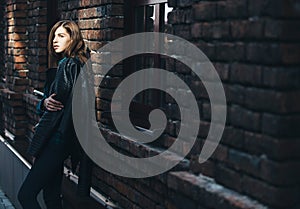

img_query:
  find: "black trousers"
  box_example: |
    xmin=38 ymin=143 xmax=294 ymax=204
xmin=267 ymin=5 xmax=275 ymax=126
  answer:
xmin=18 ymin=133 xmax=67 ymax=209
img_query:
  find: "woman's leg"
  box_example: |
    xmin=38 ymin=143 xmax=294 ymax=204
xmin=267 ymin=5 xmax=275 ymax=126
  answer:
xmin=43 ymin=163 xmax=64 ymax=209
xmin=18 ymin=139 xmax=66 ymax=209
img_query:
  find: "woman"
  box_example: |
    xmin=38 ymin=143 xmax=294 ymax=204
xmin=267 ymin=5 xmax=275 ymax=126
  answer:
xmin=18 ymin=20 xmax=92 ymax=209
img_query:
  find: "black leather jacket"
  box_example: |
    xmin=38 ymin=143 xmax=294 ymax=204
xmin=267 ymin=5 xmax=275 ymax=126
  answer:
xmin=28 ymin=57 xmax=92 ymax=197
xmin=28 ymin=57 xmax=80 ymax=156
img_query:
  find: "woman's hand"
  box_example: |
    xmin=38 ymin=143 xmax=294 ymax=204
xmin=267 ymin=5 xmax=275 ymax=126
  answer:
xmin=44 ymin=93 xmax=64 ymax=111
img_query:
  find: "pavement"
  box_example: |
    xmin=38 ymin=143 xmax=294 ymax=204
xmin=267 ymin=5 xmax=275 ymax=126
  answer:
xmin=0 ymin=188 xmax=15 ymax=209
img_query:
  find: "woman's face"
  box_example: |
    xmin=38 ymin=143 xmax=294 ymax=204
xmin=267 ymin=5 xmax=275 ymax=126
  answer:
xmin=53 ymin=26 xmax=71 ymax=53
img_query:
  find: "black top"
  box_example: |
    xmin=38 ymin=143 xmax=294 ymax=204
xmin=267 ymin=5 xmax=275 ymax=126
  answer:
xmin=28 ymin=57 xmax=81 ymax=157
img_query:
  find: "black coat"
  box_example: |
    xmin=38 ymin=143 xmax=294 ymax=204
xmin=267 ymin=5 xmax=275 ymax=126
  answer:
xmin=28 ymin=57 xmax=93 ymax=197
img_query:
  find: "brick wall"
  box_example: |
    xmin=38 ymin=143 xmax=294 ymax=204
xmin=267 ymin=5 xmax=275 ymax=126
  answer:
xmin=27 ymin=0 xmax=47 ymax=93
xmin=1 ymin=0 xmax=29 ymax=139
xmin=0 ymin=2 xmax=4 ymax=79
xmin=23 ymin=0 xmax=48 ymax=141
xmin=166 ymin=0 xmax=300 ymax=208
xmin=0 ymin=0 xmax=299 ymax=209
xmin=86 ymin=0 xmax=300 ymax=209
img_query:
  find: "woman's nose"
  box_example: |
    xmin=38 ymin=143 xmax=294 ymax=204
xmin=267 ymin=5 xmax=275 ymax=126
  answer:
xmin=53 ymin=36 xmax=58 ymax=43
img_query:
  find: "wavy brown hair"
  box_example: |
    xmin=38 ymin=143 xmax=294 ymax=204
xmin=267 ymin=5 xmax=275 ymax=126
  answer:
xmin=48 ymin=20 xmax=89 ymax=67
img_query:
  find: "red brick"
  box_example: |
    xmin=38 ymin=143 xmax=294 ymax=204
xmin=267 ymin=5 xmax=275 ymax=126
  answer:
xmin=7 ymin=26 xmax=26 ymax=33
xmin=32 ymin=1 xmax=47 ymax=9
xmin=14 ymin=55 xmax=26 ymax=63
xmin=14 ymin=3 xmax=27 ymax=10
xmin=11 ymin=41 xmax=26 ymax=48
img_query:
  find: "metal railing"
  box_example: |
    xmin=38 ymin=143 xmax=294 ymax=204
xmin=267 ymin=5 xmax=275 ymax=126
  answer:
xmin=0 ymin=134 xmax=46 ymax=209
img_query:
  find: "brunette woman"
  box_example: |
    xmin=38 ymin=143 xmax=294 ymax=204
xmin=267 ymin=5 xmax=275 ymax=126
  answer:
xmin=18 ymin=20 xmax=92 ymax=209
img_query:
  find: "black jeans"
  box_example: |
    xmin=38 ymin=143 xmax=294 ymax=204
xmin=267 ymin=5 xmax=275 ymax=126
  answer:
xmin=18 ymin=133 xmax=67 ymax=209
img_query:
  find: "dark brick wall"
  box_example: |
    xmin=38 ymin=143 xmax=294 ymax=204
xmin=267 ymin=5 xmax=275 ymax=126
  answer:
xmin=166 ymin=0 xmax=300 ymax=208
xmin=27 ymin=0 xmax=47 ymax=93
xmin=0 ymin=2 xmax=4 ymax=79
xmin=0 ymin=0 xmax=299 ymax=209
xmin=1 ymin=0 xmax=29 ymax=139
xmin=23 ymin=0 xmax=48 ymax=141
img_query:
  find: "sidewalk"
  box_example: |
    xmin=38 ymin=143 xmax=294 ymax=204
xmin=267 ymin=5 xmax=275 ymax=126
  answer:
xmin=0 ymin=188 xmax=15 ymax=209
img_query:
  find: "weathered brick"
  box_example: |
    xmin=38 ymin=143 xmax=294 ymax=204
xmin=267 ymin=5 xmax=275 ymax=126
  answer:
xmin=106 ymin=4 xmax=124 ymax=16
xmin=231 ymin=20 xmax=264 ymax=39
xmin=217 ymin=0 xmax=248 ymax=18
xmin=263 ymin=0 xmax=300 ymax=18
xmin=202 ymin=21 xmax=230 ymax=40
xmin=216 ymin=42 xmax=245 ymax=61
xmin=194 ymin=41 xmax=215 ymax=59
xmin=244 ymin=131 xmax=300 ymax=160
xmin=221 ymin=126 xmax=244 ymax=149
xmin=281 ymin=43 xmax=300 ymax=64
xmin=177 ymin=0 xmax=193 ymax=8
xmin=248 ymin=0 xmax=269 ymax=16
xmin=242 ymin=175 xmax=299 ymax=208
xmin=230 ymin=63 xmax=262 ymax=86
xmin=215 ymin=164 xmax=242 ymax=192
xmin=227 ymin=148 xmax=261 ymax=176
xmin=262 ymin=113 xmax=300 ymax=137
xmin=192 ymin=2 xmax=216 ymax=21
xmin=214 ymin=62 xmax=229 ymax=81
xmin=246 ymin=43 xmax=281 ymax=64
xmin=168 ymin=172 xmax=268 ymax=209
xmin=223 ymin=84 xmax=245 ymax=106
xmin=230 ymin=105 xmax=261 ymax=132
xmin=168 ymin=9 xmax=192 ymax=24
xmin=244 ymin=88 xmax=300 ymax=113
xmin=262 ymin=66 xmax=300 ymax=89
xmin=173 ymin=25 xmax=191 ymax=40
xmin=191 ymin=23 xmax=201 ymax=38
xmin=260 ymin=157 xmax=300 ymax=186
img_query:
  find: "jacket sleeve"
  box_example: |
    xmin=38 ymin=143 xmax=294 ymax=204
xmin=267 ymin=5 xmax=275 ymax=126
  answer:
xmin=36 ymin=97 xmax=46 ymax=116
xmin=53 ymin=58 xmax=81 ymax=105
xmin=36 ymin=68 xmax=57 ymax=116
